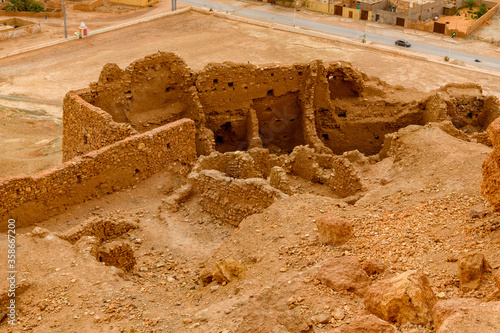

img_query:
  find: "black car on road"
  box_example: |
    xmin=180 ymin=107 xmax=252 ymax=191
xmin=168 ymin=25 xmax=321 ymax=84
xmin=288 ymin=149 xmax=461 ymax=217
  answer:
xmin=395 ymin=40 xmax=411 ymax=47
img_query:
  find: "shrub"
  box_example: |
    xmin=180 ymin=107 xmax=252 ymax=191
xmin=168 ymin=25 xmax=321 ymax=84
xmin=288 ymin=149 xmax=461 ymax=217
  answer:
xmin=475 ymin=3 xmax=488 ymax=18
xmin=464 ymin=0 xmax=476 ymax=10
xmin=4 ymin=0 xmax=46 ymax=12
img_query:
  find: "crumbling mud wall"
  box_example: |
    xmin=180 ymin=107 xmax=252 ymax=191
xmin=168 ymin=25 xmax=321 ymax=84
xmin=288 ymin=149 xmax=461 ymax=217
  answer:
xmin=64 ymin=53 xmax=499 ymax=162
xmin=481 ymin=117 xmax=500 ymax=211
xmin=315 ymin=100 xmax=425 ymax=155
xmin=57 ymin=216 xmax=138 ymax=244
xmin=187 ymin=146 xmax=364 ymax=224
xmin=284 ymin=146 xmax=363 ymax=197
xmin=192 ymin=149 xmax=284 ymax=179
xmin=63 ymin=89 xmax=138 ymax=161
xmin=0 ymin=119 xmax=196 ymax=227
xmin=188 ymin=169 xmax=288 ymax=226
xmin=98 ymin=241 xmax=136 ymax=271
xmin=439 ymin=84 xmax=500 ymax=134
xmin=89 ymin=53 xmax=201 ymax=132
xmin=195 ymin=62 xmax=312 ymax=153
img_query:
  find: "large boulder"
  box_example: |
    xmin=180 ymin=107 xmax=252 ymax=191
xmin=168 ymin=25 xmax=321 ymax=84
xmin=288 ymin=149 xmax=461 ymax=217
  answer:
xmin=339 ymin=315 xmax=398 ymax=333
xmin=432 ymin=298 xmax=481 ymax=330
xmin=200 ymin=258 xmax=246 ymax=285
xmin=437 ymin=301 xmax=500 ymax=333
xmin=364 ymin=270 xmax=437 ymax=326
xmin=315 ymin=215 xmax=352 ymax=246
xmin=458 ymin=252 xmax=492 ymax=291
xmin=314 ymin=256 xmax=370 ymax=295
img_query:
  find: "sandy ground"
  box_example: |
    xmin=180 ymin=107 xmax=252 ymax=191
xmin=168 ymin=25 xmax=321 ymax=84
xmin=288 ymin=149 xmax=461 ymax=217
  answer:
xmin=0 ymin=7 xmax=499 ymax=177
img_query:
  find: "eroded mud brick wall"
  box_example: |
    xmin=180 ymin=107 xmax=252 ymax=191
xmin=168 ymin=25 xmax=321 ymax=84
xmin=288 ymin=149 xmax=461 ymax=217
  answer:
xmin=63 ymin=89 xmax=138 ymax=161
xmin=481 ymin=116 xmax=500 ymax=211
xmin=63 ymin=53 xmax=204 ymax=159
xmin=64 ymin=53 xmax=500 ymax=161
xmin=0 ymin=119 xmax=196 ymax=227
xmin=192 ymin=149 xmax=283 ymax=179
xmin=188 ymin=169 xmax=288 ymax=226
xmin=195 ymin=62 xmax=313 ymax=153
xmin=89 ymin=52 xmax=201 ymax=131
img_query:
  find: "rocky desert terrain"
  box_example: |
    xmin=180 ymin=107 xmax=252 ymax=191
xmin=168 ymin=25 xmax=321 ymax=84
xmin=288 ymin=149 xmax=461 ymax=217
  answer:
xmin=1 ymin=4 xmax=500 ymax=333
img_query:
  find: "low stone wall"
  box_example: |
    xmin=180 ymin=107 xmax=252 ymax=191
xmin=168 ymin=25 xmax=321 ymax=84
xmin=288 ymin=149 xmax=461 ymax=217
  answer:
xmin=188 ymin=169 xmax=288 ymax=226
xmin=467 ymin=2 xmax=499 ymax=36
xmin=74 ymin=0 xmax=103 ymax=11
xmin=327 ymin=156 xmax=364 ymax=197
xmin=46 ymin=0 xmax=62 ymax=9
xmin=110 ymin=0 xmax=159 ymax=7
xmin=192 ymin=149 xmax=283 ymax=179
xmin=0 ymin=119 xmax=196 ymax=228
xmin=63 ymin=89 xmax=138 ymax=162
xmin=0 ymin=17 xmax=41 ymax=41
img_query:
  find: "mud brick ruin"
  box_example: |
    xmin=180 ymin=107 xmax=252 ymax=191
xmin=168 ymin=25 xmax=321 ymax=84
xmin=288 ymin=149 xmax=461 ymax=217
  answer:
xmin=2 ymin=51 xmax=500 ymax=226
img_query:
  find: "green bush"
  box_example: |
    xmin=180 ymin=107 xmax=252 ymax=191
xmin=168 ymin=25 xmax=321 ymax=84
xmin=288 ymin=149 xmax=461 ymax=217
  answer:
xmin=464 ymin=0 xmax=476 ymax=10
xmin=4 ymin=0 xmax=46 ymax=12
xmin=27 ymin=0 xmax=45 ymax=12
xmin=475 ymin=3 xmax=488 ymax=18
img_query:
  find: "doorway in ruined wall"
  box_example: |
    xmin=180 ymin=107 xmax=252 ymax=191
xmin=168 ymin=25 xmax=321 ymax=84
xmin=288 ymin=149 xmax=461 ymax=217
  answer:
xmin=252 ymin=92 xmax=305 ymax=154
xmin=213 ymin=118 xmax=249 ymax=153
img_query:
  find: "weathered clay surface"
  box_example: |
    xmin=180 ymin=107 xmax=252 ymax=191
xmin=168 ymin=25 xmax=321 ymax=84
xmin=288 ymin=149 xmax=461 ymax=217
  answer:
xmin=437 ymin=301 xmax=500 ymax=333
xmin=432 ymin=298 xmax=482 ymax=329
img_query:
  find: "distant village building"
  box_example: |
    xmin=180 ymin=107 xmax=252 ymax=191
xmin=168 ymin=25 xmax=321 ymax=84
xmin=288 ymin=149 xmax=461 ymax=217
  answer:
xmin=372 ymin=0 xmax=443 ymax=27
xmin=306 ymin=0 xmax=442 ymax=25
xmin=305 ymin=0 xmax=499 ymax=36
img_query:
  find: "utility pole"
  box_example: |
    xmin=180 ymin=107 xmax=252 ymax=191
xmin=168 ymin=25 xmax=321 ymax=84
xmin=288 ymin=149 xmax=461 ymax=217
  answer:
xmin=172 ymin=0 xmax=177 ymax=11
xmin=61 ymin=0 xmax=67 ymax=39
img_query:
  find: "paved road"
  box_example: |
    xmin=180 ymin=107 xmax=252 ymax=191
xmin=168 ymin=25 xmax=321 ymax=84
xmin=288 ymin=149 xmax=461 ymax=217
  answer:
xmin=0 ymin=95 xmax=63 ymax=106
xmin=180 ymin=0 xmax=500 ymax=71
